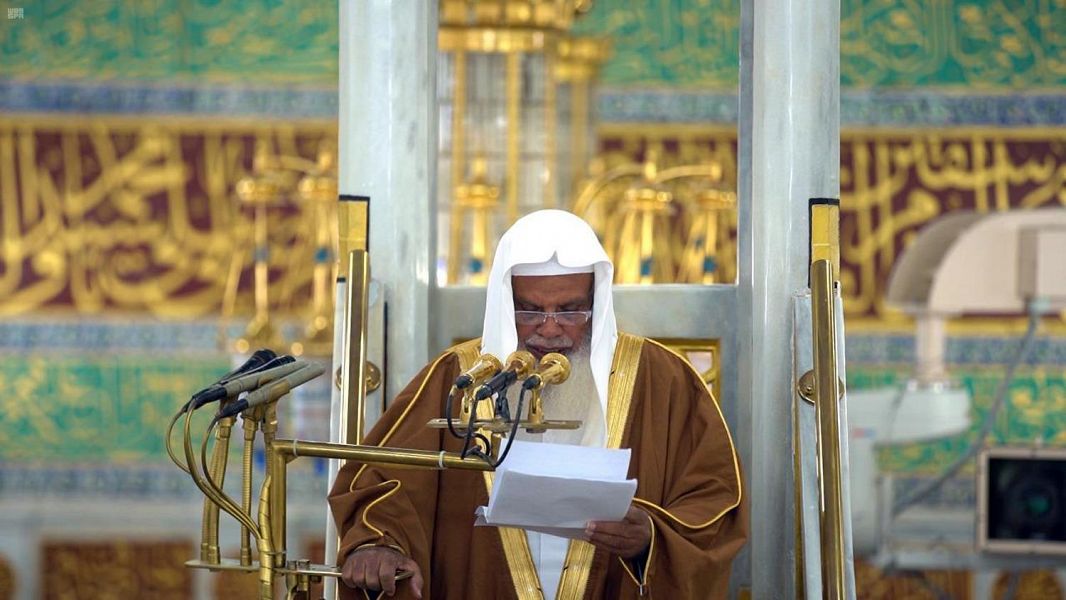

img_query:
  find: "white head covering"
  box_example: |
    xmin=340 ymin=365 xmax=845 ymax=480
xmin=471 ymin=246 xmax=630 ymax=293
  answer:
xmin=481 ymin=210 xmax=617 ymax=431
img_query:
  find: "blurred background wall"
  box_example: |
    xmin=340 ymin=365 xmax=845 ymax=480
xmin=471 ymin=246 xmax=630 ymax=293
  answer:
xmin=0 ymin=1 xmax=1063 ymax=598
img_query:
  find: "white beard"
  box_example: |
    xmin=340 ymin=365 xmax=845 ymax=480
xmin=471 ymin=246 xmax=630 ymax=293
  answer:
xmin=510 ymin=345 xmax=604 ymax=447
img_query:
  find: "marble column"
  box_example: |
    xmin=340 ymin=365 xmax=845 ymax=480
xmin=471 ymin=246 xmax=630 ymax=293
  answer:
xmin=338 ymin=0 xmax=439 ymax=405
xmin=736 ymin=0 xmax=840 ymax=596
xmin=327 ymin=2 xmax=438 ymax=595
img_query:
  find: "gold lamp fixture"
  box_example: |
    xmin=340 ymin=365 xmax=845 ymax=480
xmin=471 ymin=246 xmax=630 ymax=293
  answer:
xmin=572 ymin=151 xmax=738 ymax=284
xmin=452 ymin=157 xmax=502 ymax=284
xmin=220 ymin=143 xmax=340 ymax=357
xmin=438 ymin=0 xmax=610 ymax=284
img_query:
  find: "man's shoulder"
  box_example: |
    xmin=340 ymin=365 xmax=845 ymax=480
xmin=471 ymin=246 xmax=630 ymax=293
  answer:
xmin=619 ymin=331 xmax=709 ymax=390
xmin=617 ymin=331 xmax=686 ymax=366
xmin=441 ymin=338 xmax=482 ymax=363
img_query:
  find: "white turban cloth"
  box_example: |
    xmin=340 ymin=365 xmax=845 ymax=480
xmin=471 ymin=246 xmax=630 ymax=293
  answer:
xmin=480 ymin=209 xmax=618 ymax=441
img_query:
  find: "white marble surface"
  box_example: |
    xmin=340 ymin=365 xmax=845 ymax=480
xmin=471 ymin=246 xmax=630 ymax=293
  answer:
xmin=339 ymin=0 xmax=439 ymax=401
xmin=737 ymin=0 xmax=841 ymax=596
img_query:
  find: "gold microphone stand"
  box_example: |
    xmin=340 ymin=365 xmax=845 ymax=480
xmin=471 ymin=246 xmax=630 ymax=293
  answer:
xmin=175 ymin=246 xmax=578 ymax=599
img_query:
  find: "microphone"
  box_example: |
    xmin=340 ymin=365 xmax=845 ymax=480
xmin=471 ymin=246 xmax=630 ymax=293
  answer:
xmin=218 ymin=363 xmax=326 ymax=418
xmin=474 ymin=350 xmax=536 ymax=400
xmin=188 ymin=349 xmax=276 ymax=403
xmin=190 ymin=356 xmax=300 ymax=410
xmin=454 ymin=354 xmax=504 ymax=390
xmin=220 ymin=349 xmax=277 ymax=384
xmin=521 ymin=352 xmax=571 ymax=390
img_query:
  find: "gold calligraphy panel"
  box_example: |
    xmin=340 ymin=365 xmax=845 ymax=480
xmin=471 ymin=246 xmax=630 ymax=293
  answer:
xmin=595 ymin=124 xmax=1066 ymax=332
xmin=0 ymin=116 xmax=335 ymax=318
xmin=42 ymin=540 xmax=193 ymax=600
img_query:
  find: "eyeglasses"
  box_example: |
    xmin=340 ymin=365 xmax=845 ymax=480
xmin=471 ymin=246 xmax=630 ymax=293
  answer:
xmin=514 ymin=310 xmax=593 ymax=327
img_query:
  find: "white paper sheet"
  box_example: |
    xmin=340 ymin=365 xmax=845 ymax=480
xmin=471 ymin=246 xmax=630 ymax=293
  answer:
xmin=474 ymin=440 xmax=637 ymax=540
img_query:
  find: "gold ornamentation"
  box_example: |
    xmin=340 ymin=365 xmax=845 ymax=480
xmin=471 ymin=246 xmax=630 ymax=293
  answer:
xmin=594 ymin=124 xmax=1066 ymax=333
xmin=41 ymin=540 xmax=194 ymax=599
xmin=438 ymin=1 xmax=609 ymax=284
xmin=573 ymin=150 xmax=737 ymax=284
xmin=0 ymin=116 xmax=341 ymax=348
xmin=555 ymin=331 xmax=645 ymax=600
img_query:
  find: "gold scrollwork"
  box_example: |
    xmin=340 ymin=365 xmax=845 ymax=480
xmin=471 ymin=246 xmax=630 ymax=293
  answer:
xmin=0 ymin=115 xmax=336 ymax=322
xmin=594 ymin=123 xmax=1066 ymax=333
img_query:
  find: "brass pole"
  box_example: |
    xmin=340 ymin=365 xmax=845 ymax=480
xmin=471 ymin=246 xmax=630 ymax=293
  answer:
xmin=448 ymin=50 xmax=467 ymax=284
xmin=203 ymin=415 xmax=234 ymax=564
xmin=269 ymin=443 xmax=290 ymax=568
xmin=183 ymin=402 xmax=259 ymax=536
xmin=570 ymin=79 xmax=589 ymax=188
xmin=253 ymin=203 xmax=270 ymax=323
xmin=241 ymin=415 xmax=259 ymax=566
xmin=257 ymin=474 xmax=275 ymax=600
xmin=544 ymin=47 xmax=557 ymax=209
xmin=811 ymin=259 xmax=846 ymax=600
xmin=341 ymin=250 xmax=371 ymax=446
xmin=275 ymin=439 xmax=495 ymax=471
xmin=505 ymin=51 xmax=520 ymax=223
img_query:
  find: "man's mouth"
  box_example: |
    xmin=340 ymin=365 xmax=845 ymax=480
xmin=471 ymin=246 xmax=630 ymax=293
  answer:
xmin=526 ymin=344 xmax=571 ymax=359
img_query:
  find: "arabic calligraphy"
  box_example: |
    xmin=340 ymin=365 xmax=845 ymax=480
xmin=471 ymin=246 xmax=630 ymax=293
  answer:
xmin=0 ymin=117 xmax=336 ymax=317
xmin=42 ymin=540 xmax=192 ymax=600
xmin=0 ymin=0 xmax=338 ymax=85
xmin=0 ymin=354 xmax=227 ymax=461
xmin=0 ymin=1 xmax=1059 ymax=90
xmin=595 ymin=125 xmax=1066 ymax=326
xmin=575 ymin=0 xmax=1064 ymax=88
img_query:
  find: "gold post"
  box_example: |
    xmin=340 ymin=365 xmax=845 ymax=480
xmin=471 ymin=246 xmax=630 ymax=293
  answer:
xmin=269 ymin=443 xmax=290 ymax=568
xmin=544 ymin=47 xmax=557 ymax=208
xmin=240 ymin=415 xmax=258 ymax=566
xmin=204 ymin=415 xmax=235 ymax=564
xmin=506 ymin=51 xmax=520 ymax=223
xmin=570 ymin=79 xmax=589 ymax=187
xmin=810 ymin=259 xmax=846 ymax=600
xmin=341 ymin=249 xmax=371 ymax=446
xmin=448 ymin=50 xmax=467 ymax=284
xmin=809 ymin=201 xmax=840 ymax=280
xmin=253 ymin=202 xmax=269 ymax=322
xmin=257 ymin=474 xmax=275 ymax=600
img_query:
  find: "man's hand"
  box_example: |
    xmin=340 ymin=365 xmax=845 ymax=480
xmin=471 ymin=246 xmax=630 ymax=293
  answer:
xmin=585 ymin=505 xmax=652 ymax=559
xmin=341 ymin=546 xmax=424 ymax=598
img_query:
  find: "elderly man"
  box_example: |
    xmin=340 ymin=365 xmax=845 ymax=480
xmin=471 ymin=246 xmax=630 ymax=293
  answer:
xmin=329 ymin=210 xmax=747 ymax=599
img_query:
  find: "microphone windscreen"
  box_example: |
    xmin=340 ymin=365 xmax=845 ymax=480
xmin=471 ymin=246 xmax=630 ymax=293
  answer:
xmin=219 ymin=349 xmax=277 ymax=384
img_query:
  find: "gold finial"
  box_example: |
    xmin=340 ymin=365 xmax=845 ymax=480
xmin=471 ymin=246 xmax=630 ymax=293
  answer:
xmin=642 ymin=157 xmax=658 ymax=183
xmin=470 ymin=155 xmax=489 ymax=183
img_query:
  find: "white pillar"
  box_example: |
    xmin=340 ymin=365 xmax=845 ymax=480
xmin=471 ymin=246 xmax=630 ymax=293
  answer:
xmin=737 ymin=0 xmax=840 ymax=596
xmin=339 ymin=0 xmax=439 ymax=399
xmin=328 ymin=3 xmax=438 ymax=596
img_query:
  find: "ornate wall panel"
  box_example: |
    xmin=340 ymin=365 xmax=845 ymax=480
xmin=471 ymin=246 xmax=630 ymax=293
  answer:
xmin=41 ymin=540 xmax=193 ymax=600
xmin=574 ymin=0 xmax=1065 ymax=89
xmin=595 ymin=124 xmax=1066 ymax=330
xmin=849 ymin=366 xmax=1066 ymax=474
xmin=0 ymin=353 xmax=226 ymax=461
xmin=0 ymin=117 xmax=335 ymax=317
xmin=0 ymin=0 xmax=1060 ymax=92
xmin=0 ymin=1 xmax=337 ymax=85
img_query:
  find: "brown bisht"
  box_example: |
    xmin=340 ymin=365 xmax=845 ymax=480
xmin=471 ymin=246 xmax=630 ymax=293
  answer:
xmin=329 ymin=333 xmax=748 ymax=599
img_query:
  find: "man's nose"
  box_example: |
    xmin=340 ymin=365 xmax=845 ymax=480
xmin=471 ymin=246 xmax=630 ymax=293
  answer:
xmin=536 ymin=315 xmax=564 ymax=337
